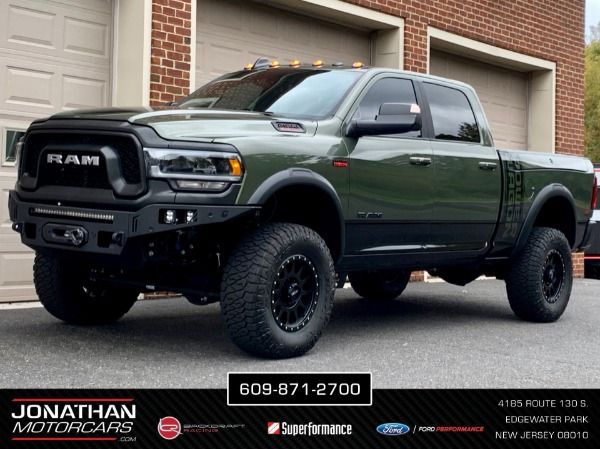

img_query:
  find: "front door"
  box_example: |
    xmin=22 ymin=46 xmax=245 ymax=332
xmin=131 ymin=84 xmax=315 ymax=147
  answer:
xmin=346 ymin=76 xmax=434 ymax=255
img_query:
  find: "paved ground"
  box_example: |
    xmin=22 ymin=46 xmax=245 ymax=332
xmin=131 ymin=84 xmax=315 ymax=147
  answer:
xmin=1 ymin=279 xmax=599 ymax=389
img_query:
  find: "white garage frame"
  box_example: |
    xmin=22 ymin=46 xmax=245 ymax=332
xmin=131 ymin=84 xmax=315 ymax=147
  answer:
xmin=111 ymin=0 xmax=152 ymax=106
xmin=427 ymin=27 xmax=556 ymax=154
xmin=190 ymin=0 xmax=405 ymax=91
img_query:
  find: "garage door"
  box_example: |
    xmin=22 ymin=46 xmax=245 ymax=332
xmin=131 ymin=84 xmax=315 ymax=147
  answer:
xmin=0 ymin=0 xmax=112 ymax=301
xmin=430 ymin=50 xmax=529 ymax=150
xmin=196 ymin=0 xmax=372 ymax=87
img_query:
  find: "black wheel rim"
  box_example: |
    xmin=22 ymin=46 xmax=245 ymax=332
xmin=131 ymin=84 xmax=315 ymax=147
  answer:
xmin=542 ymin=249 xmax=565 ymax=303
xmin=271 ymin=255 xmax=319 ymax=332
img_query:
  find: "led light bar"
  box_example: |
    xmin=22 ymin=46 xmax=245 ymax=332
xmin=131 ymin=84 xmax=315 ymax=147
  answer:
xmin=30 ymin=207 xmax=114 ymax=223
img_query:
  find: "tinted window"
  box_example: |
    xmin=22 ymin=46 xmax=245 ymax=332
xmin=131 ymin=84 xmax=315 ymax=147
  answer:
xmin=424 ymin=83 xmax=480 ymax=143
xmin=355 ymin=78 xmax=420 ymax=137
xmin=178 ymin=69 xmax=363 ymax=120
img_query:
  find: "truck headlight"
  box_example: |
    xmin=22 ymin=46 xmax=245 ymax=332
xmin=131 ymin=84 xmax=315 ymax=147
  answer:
xmin=144 ymin=149 xmax=244 ymax=191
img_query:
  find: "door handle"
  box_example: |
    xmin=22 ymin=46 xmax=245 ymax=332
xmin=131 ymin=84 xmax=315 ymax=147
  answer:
xmin=409 ymin=157 xmax=432 ymax=166
xmin=478 ymin=161 xmax=497 ymax=171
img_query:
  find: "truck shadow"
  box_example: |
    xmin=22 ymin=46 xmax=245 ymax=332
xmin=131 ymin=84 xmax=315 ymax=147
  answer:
xmin=9 ymin=286 xmax=515 ymax=362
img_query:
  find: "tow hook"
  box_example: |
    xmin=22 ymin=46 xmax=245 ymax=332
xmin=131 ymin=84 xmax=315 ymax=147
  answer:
xmin=42 ymin=224 xmax=88 ymax=247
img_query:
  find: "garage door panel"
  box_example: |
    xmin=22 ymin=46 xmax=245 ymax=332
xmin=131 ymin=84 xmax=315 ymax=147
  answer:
xmin=0 ymin=253 xmax=35 ymax=286
xmin=430 ymin=50 xmax=528 ymax=150
xmin=62 ymin=75 xmax=107 ymax=110
xmin=1 ymin=0 xmax=111 ymax=67
xmin=63 ymin=16 xmax=110 ymax=59
xmin=0 ymin=0 xmax=112 ymax=302
xmin=4 ymin=64 xmax=54 ymax=110
xmin=1 ymin=54 xmax=110 ymax=114
xmin=196 ymin=0 xmax=371 ymax=87
xmin=249 ymin=9 xmax=280 ymax=39
xmin=6 ymin=4 xmax=56 ymax=49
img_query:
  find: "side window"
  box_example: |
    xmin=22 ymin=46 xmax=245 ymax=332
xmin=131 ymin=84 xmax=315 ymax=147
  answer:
xmin=2 ymin=129 xmax=26 ymax=167
xmin=356 ymin=78 xmax=421 ymax=138
xmin=423 ymin=83 xmax=480 ymax=143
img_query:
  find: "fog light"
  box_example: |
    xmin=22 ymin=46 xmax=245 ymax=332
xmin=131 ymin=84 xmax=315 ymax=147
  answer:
xmin=164 ymin=209 xmax=176 ymax=224
xmin=186 ymin=211 xmax=196 ymax=223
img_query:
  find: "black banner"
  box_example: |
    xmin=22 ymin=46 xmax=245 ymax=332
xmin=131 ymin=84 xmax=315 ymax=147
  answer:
xmin=0 ymin=389 xmax=597 ymax=448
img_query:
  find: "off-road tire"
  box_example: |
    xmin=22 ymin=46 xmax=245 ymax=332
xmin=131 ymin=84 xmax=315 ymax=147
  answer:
xmin=505 ymin=227 xmax=573 ymax=322
xmin=220 ymin=223 xmax=335 ymax=359
xmin=34 ymin=253 xmax=138 ymax=325
xmin=349 ymin=270 xmax=411 ymax=300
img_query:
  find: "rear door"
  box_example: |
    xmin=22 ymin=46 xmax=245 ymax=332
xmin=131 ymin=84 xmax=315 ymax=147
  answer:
xmin=423 ymin=82 xmax=502 ymax=252
xmin=346 ymin=76 xmax=434 ymax=255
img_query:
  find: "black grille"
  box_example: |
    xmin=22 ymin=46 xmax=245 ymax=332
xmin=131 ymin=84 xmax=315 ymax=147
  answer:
xmin=37 ymin=153 xmax=111 ymax=189
xmin=22 ymin=131 xmax=142 ymax=187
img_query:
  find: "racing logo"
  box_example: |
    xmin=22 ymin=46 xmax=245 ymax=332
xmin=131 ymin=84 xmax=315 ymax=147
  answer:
xmin=158 ymin=416 xmax=181 ymax=440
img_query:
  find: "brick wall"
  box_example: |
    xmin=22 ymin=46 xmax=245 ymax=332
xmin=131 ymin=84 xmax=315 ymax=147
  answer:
xmin=150 ymin=0 xmax=193 ymax=106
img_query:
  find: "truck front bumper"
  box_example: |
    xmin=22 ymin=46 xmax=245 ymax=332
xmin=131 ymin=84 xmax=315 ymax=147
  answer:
xmin=8 ymin=190 xmax=258 ymax=255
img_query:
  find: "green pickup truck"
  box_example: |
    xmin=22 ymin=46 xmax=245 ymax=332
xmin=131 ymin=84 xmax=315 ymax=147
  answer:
xmin=8 ymin=60 xmax=597 ymax=358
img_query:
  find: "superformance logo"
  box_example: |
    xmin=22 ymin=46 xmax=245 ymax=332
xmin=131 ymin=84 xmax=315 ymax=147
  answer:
xmin=10 ymin=397 xmax=136 ymax=442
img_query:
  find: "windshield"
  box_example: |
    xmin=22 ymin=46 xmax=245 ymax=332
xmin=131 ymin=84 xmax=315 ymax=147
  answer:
xmin=178 ymin=69 xmax=364 ymax=119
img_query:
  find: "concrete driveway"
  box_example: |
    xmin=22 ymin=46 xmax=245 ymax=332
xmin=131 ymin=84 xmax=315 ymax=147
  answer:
xmin=1 ymin=279 xmax=599 ymax=388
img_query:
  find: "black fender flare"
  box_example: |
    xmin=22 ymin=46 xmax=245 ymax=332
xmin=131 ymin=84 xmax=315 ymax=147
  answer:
xmin=512 ymin=183 xmax=576 ymax=257
xmin=248 ymin=168 xmax=345 ymax=261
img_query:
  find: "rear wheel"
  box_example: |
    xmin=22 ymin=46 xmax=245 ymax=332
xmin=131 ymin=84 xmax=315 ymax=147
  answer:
xmin=220 ymin=223 xmax=335 ymax=358
xmin=34 ymin=253 xmax=138 ymax=325
xmin=349 ymin=270 xmax=411 ymax=300
xmin=505 ymin=227 xmax=573 ymax=322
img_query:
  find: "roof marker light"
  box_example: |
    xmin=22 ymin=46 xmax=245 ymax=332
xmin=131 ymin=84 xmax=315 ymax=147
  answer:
xmin=312 ymin=60 xmax=324 ymax=67
xmin=244 ymin=63 xmax=253 ymax=70
xmin=352 ymin=61 xmax=365 ymax=68
xmin=289 ymin=59 xmax=301 ymax=67
xmin=270 ymin=60 xmax=280 ymax=68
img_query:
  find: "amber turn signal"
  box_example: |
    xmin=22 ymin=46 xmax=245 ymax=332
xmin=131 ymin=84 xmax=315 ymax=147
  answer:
xmin=228 ymin=158 xmax=243 ymax=177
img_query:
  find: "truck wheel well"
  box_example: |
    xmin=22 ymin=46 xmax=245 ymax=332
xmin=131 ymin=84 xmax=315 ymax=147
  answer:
xmin=262 ymin=185 xmax=343 ymax=261
xmin=533 ymin=196 xmax=575 ymax=247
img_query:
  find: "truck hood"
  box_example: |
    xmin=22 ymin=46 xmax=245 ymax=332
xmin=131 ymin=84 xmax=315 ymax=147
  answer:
xmin=47 ymin=107 xmax=317 ymax=142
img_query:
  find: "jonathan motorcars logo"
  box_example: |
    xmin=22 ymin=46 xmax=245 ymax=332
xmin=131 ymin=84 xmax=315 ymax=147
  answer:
xmin=376 ymin=423 xmax=410 ymax=436
xmin=10 ymin=397 xmax=136 ymax=442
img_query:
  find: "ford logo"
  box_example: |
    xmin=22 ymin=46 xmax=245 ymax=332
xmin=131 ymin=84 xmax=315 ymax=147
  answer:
xmin=376 ymin=423 xmax=410 ymax=436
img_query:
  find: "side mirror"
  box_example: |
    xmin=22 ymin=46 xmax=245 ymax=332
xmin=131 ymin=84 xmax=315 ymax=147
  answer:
xmin=346 ymin=103 xmax=422 ymax=138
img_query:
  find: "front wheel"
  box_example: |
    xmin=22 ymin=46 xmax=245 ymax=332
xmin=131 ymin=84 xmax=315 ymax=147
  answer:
xmin=34 ymin=253 xmax=139 ymax=325
xmin=505 ymin=227 xmax=573 ymax=322
xmin=220 ymin=223 xmax=335 ymax=359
